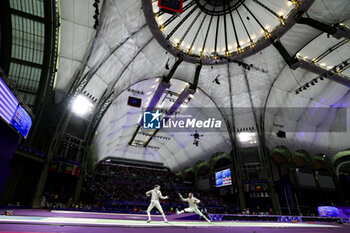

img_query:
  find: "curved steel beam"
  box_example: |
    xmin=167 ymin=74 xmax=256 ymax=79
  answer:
xmin=107 ymin=37 xmax=155 ymax=98
xmin=85 ymin=36 xmax=155 ymax=147
xmin=72 ymin=24 xmax=148 ymax=95
xmin=241 ymin=65 xmax=280 ymax=213
xmin=296 ymin=59 xmax=350 ymax=87
xmin=143 ymin=63 xmax=202 ymax=147
xmin=128 ymin=57 xmax=183 ymax=145
xmin=313 ymin=39 xmax=348 ymax=63
xmin=272 ymin=38 xmax=350 ymax=87
xmin=226 ymin=63 xmax=245 ymax=209
xmin=296 ymin=17 xmax=350 ymax=40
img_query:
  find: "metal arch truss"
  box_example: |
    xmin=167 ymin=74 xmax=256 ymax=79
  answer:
xmin=89 ymin=92 xmax=115 ymax=138
xmin=313 ymin=39 xmax=348 ymax=63
xmin=68 ymin=23 xmax=148 ymax=97
xmin=295 ymin=16 xmax=350 ymax=40
xmin=272 ymin=38 xmax=350 ymax=87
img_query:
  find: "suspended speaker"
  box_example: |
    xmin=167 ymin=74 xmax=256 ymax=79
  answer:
xmin=277 ymin=130 xmax=286 ymax=138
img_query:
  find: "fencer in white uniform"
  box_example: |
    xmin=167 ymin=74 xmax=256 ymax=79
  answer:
xmin=145 ymin=185 xmax=168 ymax=223
xmin=177 ymin=193 xmax=211 ymax=222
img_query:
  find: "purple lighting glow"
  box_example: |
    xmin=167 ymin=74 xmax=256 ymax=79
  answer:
xmin=138 ymin=81 xmax=171 ymax=126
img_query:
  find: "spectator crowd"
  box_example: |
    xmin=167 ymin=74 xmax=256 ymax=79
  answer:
xmin=87 ymin=162 xmax=232 ymax=213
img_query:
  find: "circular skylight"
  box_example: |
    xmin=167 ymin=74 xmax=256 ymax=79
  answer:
xmin=144 ymin=0 xmax=298 ymax=64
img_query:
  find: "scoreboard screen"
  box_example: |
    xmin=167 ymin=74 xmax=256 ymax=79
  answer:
xmin=128 ymin=96 xmax=142 ymax=108
xmin=0 ymin=76 xmax=32 ymax=138
xmin=317 ymin=206 xmax=339 ymax=217
xmin=215 ymin=168 xmax=232 ymax=187
xmin=158 ymin=0 xmax=183 ymax=13
xmin=0 ymin=77 xmax=19 ymax=124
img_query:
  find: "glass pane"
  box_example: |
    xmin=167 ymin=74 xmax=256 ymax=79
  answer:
xmin=9 ymin=0 xmax=44 ymax=17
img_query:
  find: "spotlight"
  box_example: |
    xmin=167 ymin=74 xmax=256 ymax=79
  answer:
xmin=93 ymin=14 xmax=99 ymax=20
xmin=311 ymin=81 xmax=315 ymax=85
xmin=305 ymin=83 xmax=309 ymax=87
xmin=238 ymin=132 xmax=257 ymax=143
xmin=295 ymin=90 xmax=299 ymax=94
xmin=303 ymin=86 xmax=307 ymax=90
xmin=72 ymin=94 xmax=94 ymax=117
xmin=320 ymin=76 xmax=324 ymax=80
xmin=93 ymin=2 xmax=98 ymax=8
xmin=314 ymin=78 xmax=318 ymax=83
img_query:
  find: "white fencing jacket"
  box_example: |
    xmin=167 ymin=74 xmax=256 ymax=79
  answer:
xmin=180 ymin=195 xmax=201 ymax=209
xmin=146 ymin=188 xmax=167 ymax=203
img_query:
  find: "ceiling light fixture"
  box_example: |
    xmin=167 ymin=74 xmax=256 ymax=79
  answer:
xmin=294 ymin=71 xmax=331 ymax=94
xmin=72 ymin=94 xmax=94 ymax=117
xmin=238 ymin=132 xmax=257 ymax=143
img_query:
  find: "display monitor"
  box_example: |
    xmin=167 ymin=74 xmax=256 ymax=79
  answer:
xmin=128 ymin=96 xmax=142 ymax=108
xmin=0 ymin=77 xmax=32 ymax=138
xmin=318 ymin=206 xmax=339 ymax=217
xmin=0 ymin=77 xmax=19 ymax=124
xmin=11 ymin=104 xmax=32 ymax=138
xmin=215 ymin=168 xmax=232 ymax=187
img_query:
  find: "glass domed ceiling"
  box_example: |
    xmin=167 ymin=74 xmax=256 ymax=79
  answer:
xmin=146 ymin=0 xmax=298 ymax=63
